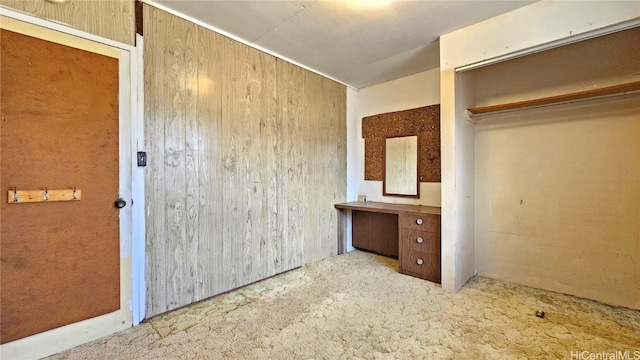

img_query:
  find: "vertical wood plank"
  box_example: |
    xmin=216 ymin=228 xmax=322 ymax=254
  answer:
xmin=162 ymin=12 xmax=190 ymax=311
xmin=321 ymin=75 xmax=334 ymax=259
xmin=183 ymin=16 xmax=198 ymax=306
xmin=244 ymin=46 xmax=262 ymax=284
xmin=263 ymin=52 xmax=281 ymax=277
xmin=284 ymin=61 xmax=305 ymax=270
xmin=275 ymin=60 xmax=290 ymax=270
xmin=304 ymin=70 xmax=321 ymax=263
xmin=144 ymin=6 xmax=197 ymax=314
xmin=320 ymin=76 xmax=333 ymax=259
xmin=143 ymin=5 xmax=166 ymax=316
xmin=196 ymin=26 xmax=224 ymax=298
xmin=246 ymin=49 xmax=279 ymax=281
xmin=221 ymin=38 xmax=242 ymax=291
xmin=264 ymin=51 xmax=279 ymax=279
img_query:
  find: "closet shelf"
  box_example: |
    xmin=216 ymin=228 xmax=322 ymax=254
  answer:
xmin=467 ymin=81 xmax=640 ymax=115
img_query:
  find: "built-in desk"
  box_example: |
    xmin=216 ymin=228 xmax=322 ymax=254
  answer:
xmin=335 ymin=201 xmax=441 ymax=283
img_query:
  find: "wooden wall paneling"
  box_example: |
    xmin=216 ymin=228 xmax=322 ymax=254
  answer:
xmin=273 ymin=61 xmax=287 ymax=272
xmin=258 ymin=50 xmax=281 ymax=279
xmin=304 ymin=69 xmax=319 ymax=264
xmin=300 ymin=67 xmax=313 ymax=265
xmin=269 ymin=57 xmax=284 ymax=277
xmin=236 ymin=41 xmax=249 ymax=286
xmin=244 ymin=45 xmax=272 ymax=284
xmin=274 ymin=60 xmax=286 ymax=270
xmin=162 ymin=11 xmax=194 ymax=311
xmin=238 ymin=43 xmax=251 ymax=285
xmin=319 ymin=76 xmax=328 ymax=259
xmin=143 ymin=5 xmax=167 ymax=316
xmin=144 ymin=6 xmax=347 ymax=317
xmin=321 ymin=78 xmax=338 ymax=258
xmin=298 ymin=67 xmax=310 ymax=264
xmin=164 ymin=6 xmax=187 ymax=311
xmin=313 ymin=75 xmax=338 ymax=261
xmin=279 ymin=60 xmax=304 ymax=271
xmin=221 ymin=38 xmax=240 ymax=291
xmin=313 ymin=72 xmax=330 ymax=262
xmin=183 ymin=16 xmax=199 ymax=307
xmin=317 ymin=76 xmax=329 ymax=260
xmin=276 ymin=59 xmax=291 ymax=269
xmin=245 ymin=47 xmax=259 ymax=284
xmin=292 ymin=62 xmax=307 ymax=268
xmin=195 ymin=26 xmax=224 ymax=298
xmin=320 ymin=75 xmax=334 ymax=260
xmin=239 ymin=44 xmax=254 ymax=286
xmin=288 ymin=63 xmax=303 ymax=267
xmin=255 ymin=48 xmax=276 ymax=283
xmin=144 ymin=6 xmax=197 ymax=314
xmin=0 ymin=0 xmax=135 ymax=45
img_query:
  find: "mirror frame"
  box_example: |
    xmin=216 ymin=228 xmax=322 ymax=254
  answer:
xmin=383 ymin=134 xmax=420 ymax=198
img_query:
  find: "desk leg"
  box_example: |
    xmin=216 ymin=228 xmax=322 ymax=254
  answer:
xmin=337 ymin=209 xmax=347 ymax=255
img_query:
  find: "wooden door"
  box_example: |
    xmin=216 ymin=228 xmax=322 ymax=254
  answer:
xmin=0 ymin=27 xmax=121 ymax=344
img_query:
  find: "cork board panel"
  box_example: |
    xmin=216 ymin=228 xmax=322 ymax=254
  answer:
xmin=0 ymin=29 xmax=120 ymax=343
xmin=362 ymin=105 xmax=440 ymax=182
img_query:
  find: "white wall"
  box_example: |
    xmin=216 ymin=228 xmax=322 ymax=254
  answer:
xmin=439 ymin=1 xmax=640 ymax=300
xmin=346 ymin=87 xmax=360 ymax=204
xmin=356 ymin=68 xmax=441 ymax=206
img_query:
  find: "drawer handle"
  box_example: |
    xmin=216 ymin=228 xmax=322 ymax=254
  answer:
xmin=416 ymin=258 xmax=424 ymax=265
xmin=416 ymin=237 xmax=424 ymax=244
xmin=416 ymin=218 xmax=423 ymax=225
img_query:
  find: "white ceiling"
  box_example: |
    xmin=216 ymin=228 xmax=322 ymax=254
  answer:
xmin=149 ymin=0 xmax=538 ymax=88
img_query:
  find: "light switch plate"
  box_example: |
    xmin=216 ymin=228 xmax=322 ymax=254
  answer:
xmin=137 ymin=151 xmax=147 ymax=167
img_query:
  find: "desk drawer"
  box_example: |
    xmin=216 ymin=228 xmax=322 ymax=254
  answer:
xmin=401 ymin=250 xmax=440 ymax=278
xmin=401 ymin=230 xmax=440 ymax=253
xmin=399 ymin=213 xmax=440 ymax=232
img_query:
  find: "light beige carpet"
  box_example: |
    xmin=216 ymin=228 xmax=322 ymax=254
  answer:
xmin=48 ymin=251 xmax=639 ymax=359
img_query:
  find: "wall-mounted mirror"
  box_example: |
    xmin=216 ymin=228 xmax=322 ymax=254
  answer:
xmin=383 ymin=135 xmax=419 ymax=197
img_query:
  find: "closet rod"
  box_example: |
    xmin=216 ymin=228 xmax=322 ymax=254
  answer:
xmin=468 ymin=81 xmax=640 ymax=116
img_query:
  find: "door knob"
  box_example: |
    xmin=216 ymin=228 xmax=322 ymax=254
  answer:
xmin=114 ymin=198 xmax=127 ymax=209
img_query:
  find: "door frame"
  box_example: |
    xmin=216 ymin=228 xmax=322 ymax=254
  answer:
xmin=0 ymin=8 xmax=145 ymax=360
